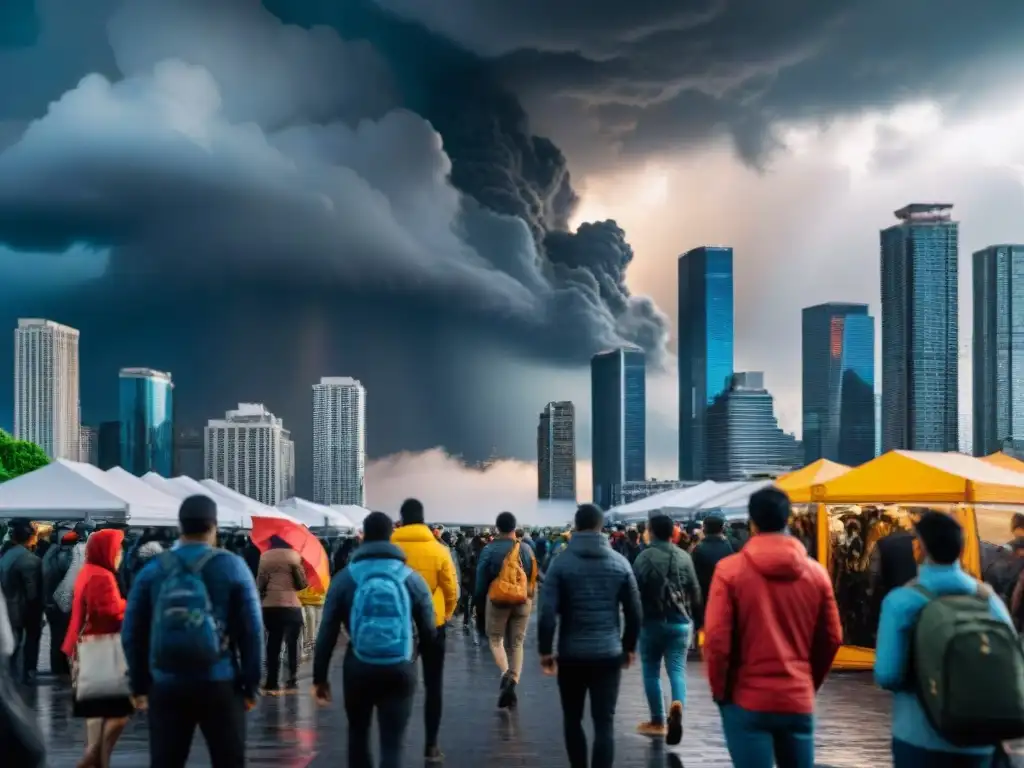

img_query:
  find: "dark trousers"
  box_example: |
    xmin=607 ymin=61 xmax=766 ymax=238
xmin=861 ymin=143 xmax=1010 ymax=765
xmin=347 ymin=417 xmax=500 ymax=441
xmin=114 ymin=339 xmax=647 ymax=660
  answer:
xmin=263 ymin=607 xmax=302 ymax=689
xmin=459 ymin=590 xmax=473 ymax=625
xmin=557 ymin=659 xmax=622 ymax=768
xmin=45 ymin=608 xmax=70 ymax=676
xmin=344 ymin=653 xmax=416 ymax=768
xmin=420 ymin=628 xmax=446 ymax=748
xmin=9 ymin=615 xmax=42 ymax=683
xmin=892 ymin=740 xmax=995 ymax=768
xmin=149 ymin=681 xmax=246 ymax=768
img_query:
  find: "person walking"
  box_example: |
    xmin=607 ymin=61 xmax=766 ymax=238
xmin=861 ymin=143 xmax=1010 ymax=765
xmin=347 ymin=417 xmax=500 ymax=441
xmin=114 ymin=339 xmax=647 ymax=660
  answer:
xmin=313 ymin=511 xmax=437 ymax=768
xmin=391 ymin=498 xmax=459 ymax=763
xmin=632 ymin=514 xmax=701 ymax=744
xmin=704 ymin=487 xmax=842 ymax=768
xmin=122 ymin=495 xmax=264 ymax=768
xmin=876 ymin=511 xmax=1022 ymax=767
xmin=691 ymin=512 xmax=733 ymax=628
xmin=62 ymin=529 xmax=134 ymax=768
xmin=474 ymin=511 xmax=538 ymax=708
xmin=0 ymin=582 xmax=45 ymax=768
xmin=0 ymin=519 xmax=43 ymax=685
xmin=42 ymin=524 xmax=85 ymax=678
xmin=538 ymin=504 xmax=642 ymax=768
xmin=257 ymin=535 xmax=308 ymax=695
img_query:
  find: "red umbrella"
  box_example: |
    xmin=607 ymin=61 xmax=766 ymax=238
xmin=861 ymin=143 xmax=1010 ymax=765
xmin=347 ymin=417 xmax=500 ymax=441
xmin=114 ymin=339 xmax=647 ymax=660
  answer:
xmin=251 ymin=516 xmax=330 ymax=592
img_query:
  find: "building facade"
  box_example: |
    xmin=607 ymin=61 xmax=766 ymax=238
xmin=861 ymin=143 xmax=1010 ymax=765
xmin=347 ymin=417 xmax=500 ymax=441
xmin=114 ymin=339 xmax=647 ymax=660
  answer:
xmin=312 ymin=377 xmax=365 ymax=506
xmin=591 ymin=348 xmax=646 ymax=509
xmin=802 ymin=303 xmax=876 ymax=466
xmin=204 ymin=403 xmax=292 ymax=505
xmin=173 ymin=427 xmax=204 ymax=479
xmin=97 ymin=420 xmax=121 ymax=470
xmin=973 ymin=244 xmax=1024 ymax=456
xmin=119 ymin=368 xmax=174 ymax=476
xmin=619 ymin=479 xmax=696 ymax=506
xmin=78 ymin=425 xmax=98 ymax=465
xmin=678 ymin=246 xmax=734 ymax=481
xmin=880 ymin=204 xmax=959 ymax=452
xmin=14 ymin=318 xmax=80 ymax=460
xmin=706 ymin=372 xmax=800 ymax=481
xmin=537 ymin=401 xmax=576 ymax=500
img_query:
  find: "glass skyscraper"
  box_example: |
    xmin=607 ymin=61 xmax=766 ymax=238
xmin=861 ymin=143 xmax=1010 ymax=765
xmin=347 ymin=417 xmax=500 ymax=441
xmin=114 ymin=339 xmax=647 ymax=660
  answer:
xmin=973 ymin=244 xmax=1024 ymax=457
xmin=591 ymin=347 xmax=646 ymax=509
xmin=880 ymin=204 xmax=959 ymax=452
xmin=678 ymin=246 xmax=734 ymax=480
xmin=802 ymin=303 xmax=876 ymax=466
xmin=119 ymin=368 xmax=174 ymax=477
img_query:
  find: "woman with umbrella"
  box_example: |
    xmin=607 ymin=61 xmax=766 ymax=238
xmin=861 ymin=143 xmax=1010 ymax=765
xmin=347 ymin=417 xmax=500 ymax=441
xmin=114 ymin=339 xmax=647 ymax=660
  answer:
xmin=257 ymin=535 xmax=308 ymax=696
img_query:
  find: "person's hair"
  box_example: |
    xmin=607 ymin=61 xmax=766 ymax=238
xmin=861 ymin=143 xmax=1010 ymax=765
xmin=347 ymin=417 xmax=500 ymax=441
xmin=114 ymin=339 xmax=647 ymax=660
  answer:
xmin=626 ymin=528 xmax=639 ymax=543
xmin=703 ymin=516 xmax=725 ymax=535
xmin=1012 ymin=513 xmax=1024 ymax=532
xmin=496 ymin=512 xmax=517 ymax=534
xmin=363 ymin=511 xmax=394 ymax=543
xmin=649 ymin=514 xmax=674 ymax=541
xmin=269 ymin=535 xmax=292 ymax=550
xmin=180 ymin=517 xmax=216 ymax=536
xmin=748 ymin=487 xmax=791 ymax=533
xmin=574 ymin=504 xmax=604 ymax=532
xmin=637 ymin=521 xmax=646 ymax=535
xmin=9 ymin=519 xmax=34 ymax=544
xmin=515 ymin=528 xmax=525 ymax=539
xmin=915 ymin=510 xmax=964 ymax=565
xmin=400 ymin=498 xmax=425 ymax=525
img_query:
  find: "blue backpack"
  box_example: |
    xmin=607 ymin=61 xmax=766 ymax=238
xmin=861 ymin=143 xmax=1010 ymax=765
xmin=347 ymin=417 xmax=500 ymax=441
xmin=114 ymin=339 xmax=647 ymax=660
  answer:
xmin=151 ymin=550 xmax=225 ymax=672
xmin=348 ymin=559 xmax=414 ymax=665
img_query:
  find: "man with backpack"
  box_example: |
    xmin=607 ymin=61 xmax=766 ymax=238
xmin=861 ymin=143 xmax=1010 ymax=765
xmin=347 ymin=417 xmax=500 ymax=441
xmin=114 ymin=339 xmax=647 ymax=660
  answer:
xmin=474 ymin=511 xmax=538 ymax=709
xmin=41 ymin=523 xmax=85 ymax=678
xmin=313 ymin=511 xmax=437 ymax=768
xmin=122 ymin=495 xmax=263 ymax=768
xmin=875 ymin=510 xmax=1023 ymax=767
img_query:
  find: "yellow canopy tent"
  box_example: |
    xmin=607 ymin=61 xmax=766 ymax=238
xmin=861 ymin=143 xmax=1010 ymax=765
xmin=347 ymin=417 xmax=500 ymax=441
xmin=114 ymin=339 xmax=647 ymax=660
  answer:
xmin=776 ymin=459 xmax=851 ymax=503
xmin=981 ymin=451 xmax=1024 ymax=473
xmin=809 ymin=450 xmax=1024 ymax=670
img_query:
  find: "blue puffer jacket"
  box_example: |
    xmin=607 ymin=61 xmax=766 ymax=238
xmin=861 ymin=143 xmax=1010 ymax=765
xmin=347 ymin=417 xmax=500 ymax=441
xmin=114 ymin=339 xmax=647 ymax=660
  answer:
xmin=538 ymin=532 xmax=641 ymax=661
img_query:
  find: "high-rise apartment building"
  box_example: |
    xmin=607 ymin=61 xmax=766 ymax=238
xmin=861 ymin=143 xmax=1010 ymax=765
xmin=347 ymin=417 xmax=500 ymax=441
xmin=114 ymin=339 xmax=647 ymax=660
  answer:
xmin=880 ymin=204 xmax=959 ymax=452
xmin=79 ymin=425 xmax=98 ymax=465
xmin=802 ymin=303 xmax=876 ymax=466
xmin=591 ymin=347 xmax=646 ymax=509
xmin=14 ymin=318 xmax=80 ymax=460
xmin=973 ymin=244 xmax=1024 ymax=456
xmin=706 ymin=372 xmax=800 ymax=481
xmin=204 ymin=403 xmax=293 ymax=505
xmin=173 ymin=427 xmax=204 ymax=478
xmin=537 ymin=401 xmax=576 ymax=500
xmin=678 ymin=246 xmax=734 ymax=481
xmin=312 ymin=377 xmax=365 ymax=506
xmin=119 ymin=368 xmax=174 ymax=477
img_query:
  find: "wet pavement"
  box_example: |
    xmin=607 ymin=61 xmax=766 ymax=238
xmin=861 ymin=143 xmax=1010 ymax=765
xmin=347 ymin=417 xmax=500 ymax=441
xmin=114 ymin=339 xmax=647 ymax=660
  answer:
xmin=28 ymin=620 xmax=901 ymax=767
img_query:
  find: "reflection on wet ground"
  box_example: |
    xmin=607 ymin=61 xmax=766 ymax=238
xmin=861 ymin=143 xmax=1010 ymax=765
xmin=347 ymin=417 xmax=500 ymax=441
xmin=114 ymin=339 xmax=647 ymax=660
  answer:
xmin=34 ymin=623 xmax=896 ymax=767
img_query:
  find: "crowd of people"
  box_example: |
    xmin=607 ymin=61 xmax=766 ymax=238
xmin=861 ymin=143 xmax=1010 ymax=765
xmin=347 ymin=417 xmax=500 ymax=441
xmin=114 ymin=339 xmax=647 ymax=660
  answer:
xmin=0 ymin=488 xmax=1023 ymax=767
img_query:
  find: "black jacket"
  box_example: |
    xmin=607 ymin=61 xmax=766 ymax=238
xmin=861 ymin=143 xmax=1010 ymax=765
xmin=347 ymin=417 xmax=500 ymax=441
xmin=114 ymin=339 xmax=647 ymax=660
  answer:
xmin=0 ymin=545 xmax=43 ymax=628
xmin=41 ymin=542 xmax=74 ymax=610
xmin=692 ymin=535 xmax=734 ymax=624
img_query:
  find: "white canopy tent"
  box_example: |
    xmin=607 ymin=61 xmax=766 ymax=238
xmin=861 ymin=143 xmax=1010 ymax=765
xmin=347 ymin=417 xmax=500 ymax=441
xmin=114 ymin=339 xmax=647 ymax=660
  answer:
xmin=607 ymin=480 xmax=737 ymax=522
xmin=156 ymin=475 xmax=247 ymax=528
xmin=0 ymin=459 xmax=134 ymax=522
xmin=694 ymin=480 xmax=773 ymax=515
xmin=279 ymin=498 xmax=356 ymax=531
xmin=102 ymin=467 xmax=183 ymax=526
xmin=199 ymin=479 xmax=301 ymax=527
xmin=331 ymin=505 xmax=369 ymax=528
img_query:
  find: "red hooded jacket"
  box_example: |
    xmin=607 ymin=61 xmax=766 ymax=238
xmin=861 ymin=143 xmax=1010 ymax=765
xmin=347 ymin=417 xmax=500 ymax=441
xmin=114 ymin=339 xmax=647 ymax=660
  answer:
xmin=703 ymin=533 xmax=842 ymax=714
xmin=62 ymin=529 xmax=126 ymax=658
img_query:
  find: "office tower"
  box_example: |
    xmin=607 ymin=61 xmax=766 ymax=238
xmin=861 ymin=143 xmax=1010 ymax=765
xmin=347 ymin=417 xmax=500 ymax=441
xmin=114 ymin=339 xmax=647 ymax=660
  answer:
xmin=802 ymin=303 xmax=876 ymax=466
xmin=705 ymin=372 xmax=800 ymax=481
xmin=312 ymin=377 xmax=365 ymax=506
xmin=204 ymin=403 xmax=292 ymax=505
xmin=97 ymin=420 xmax=121 ymax=470
xmin=678 ymin=246 xmax=734 ymax=480
xmin=78 ymin=425 xmax=98 ymax=465
xmin=13 ymin=318 xmax=80 ymax=460
xmin=591 ymin=347 xmax=646 ymax=509
xmin=173 ymin=427 xmax=204 ymax=478
xmin=973 ymin=244 xmax=1024 ymax=456
xmin=119 ymin=368 xmax=174 ymax=476
xmin=537 ymin=401 xmax=576 ymax=500
xmin=880 ymin=204 xmax=959 ymax=452
xmin=874 ymin=394 xmax=882 ymax=457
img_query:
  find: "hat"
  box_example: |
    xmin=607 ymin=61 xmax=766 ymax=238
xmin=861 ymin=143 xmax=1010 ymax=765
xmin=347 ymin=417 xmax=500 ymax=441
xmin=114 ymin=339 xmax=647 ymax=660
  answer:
xmin=914 ymin=510 xmax=963 ymax=565
xmin=179 ymin=495 xmax=218 ymax=527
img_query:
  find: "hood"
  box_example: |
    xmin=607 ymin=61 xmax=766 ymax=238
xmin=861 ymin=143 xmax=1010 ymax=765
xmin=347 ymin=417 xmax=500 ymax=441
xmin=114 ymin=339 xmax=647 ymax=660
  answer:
xmin=391 ymin=523 xmax=436 ymax=544
xmin=352 ymin=541 xmax=407 ymax=563
xmin=566 ymin=531 xmax=613 ymax=559
xmin=741 ymin=534 xmax=808 ymax=581
xmin=60 ymin=531 xmax=79 ymax=545
xmin=85 ymin=529 xmax=124 ymax=573
xmin=136 ymin=541 xmax=164 ymax=560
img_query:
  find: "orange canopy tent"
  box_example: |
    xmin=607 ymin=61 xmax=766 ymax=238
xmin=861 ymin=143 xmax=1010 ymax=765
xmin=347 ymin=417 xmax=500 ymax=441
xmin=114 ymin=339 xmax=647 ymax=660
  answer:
xmin=775 ymin=459 xmax=850 ymax=503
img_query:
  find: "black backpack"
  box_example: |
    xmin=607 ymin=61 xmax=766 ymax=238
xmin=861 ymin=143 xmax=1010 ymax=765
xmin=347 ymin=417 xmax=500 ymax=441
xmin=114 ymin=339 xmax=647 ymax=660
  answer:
xmin=644 ymin=554 xmax=689 ymax=621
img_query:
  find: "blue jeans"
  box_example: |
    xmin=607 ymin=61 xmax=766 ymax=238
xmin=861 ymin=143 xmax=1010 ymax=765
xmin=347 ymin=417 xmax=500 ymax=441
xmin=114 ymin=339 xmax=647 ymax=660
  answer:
xmin=719 ymin=703 xmax=814 ymax=768
xmin=892 ymin=740 xmax=994 ymax=767
xmin=640 ymin=619 xmax=691 ymax=722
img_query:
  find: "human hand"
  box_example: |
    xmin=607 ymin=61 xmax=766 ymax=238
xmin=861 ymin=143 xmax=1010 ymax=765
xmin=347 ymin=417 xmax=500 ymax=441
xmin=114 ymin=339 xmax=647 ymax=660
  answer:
xmin=131 ymin=696 xmax=148 ymax=711
xmin=244 ymin=697 xmax=258 ymax=712
xmin=540 ymin=655 xmax=557 ymax=676
xmin=622 ymin=651 xmax=636 ymax=669
xmin=313 ymin=683 xmax=331 ymax=706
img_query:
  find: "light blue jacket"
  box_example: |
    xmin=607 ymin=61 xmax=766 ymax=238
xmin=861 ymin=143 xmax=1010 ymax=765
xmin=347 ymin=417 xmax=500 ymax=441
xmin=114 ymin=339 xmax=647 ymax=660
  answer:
xmin=874 ymin=562 xmax=1013 ymax=755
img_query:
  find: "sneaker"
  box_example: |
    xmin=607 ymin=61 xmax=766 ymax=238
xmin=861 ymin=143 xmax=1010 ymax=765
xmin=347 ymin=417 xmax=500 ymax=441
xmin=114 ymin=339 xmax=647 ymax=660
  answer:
xmin=636 ymin=721 xmax=667 ymax=737
xmin=424 ymin=745 xmax=444 ymax=763
xmin=497 ymin=672 xmax=513 ymax=708
xmin=666 ymin=701 xmax=684 ymax=745
xmin=506 ymin=680 xmax=518 ymax=709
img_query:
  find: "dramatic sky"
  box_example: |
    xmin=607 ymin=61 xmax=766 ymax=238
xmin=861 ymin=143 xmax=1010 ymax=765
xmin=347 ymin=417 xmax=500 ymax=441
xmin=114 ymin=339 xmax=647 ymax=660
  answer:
xmin=1 ymin=0 xmax=1022 ymax=504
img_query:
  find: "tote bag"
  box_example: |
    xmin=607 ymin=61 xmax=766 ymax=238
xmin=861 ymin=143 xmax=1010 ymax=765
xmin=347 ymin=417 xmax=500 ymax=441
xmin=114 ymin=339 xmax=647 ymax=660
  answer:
xmin=75 ymin=634 xmax=131 ymax=701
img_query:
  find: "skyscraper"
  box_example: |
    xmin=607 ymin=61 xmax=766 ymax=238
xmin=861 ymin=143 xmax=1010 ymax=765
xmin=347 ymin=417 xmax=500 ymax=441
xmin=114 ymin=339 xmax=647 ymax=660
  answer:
xmin=119 ymin=368 xmax=174 ymax=476
xmin=802 ymin=303 xmax=876 ymax=466
xmin=678 ymin=246 xmax=734 ymax=480
xmin=97 ymin=420 xmax=121 ymax=470
xmin=973 ymin=244 xmax=1024 ymax=456
xmin=14 ymin=318 xmax=80 ymax=460
xmin=173 ymin=427 xmax=204 ymax=478
xmin=537 ymin=401 xmax=576 ymax=500
xmin=312 ymin=377 xmax=365 ymax=506
xmin=591 ymin=347 xmax=646 ymax=509
xmin=79 ymin=425 xmax=98 ymax=465
xmin=880 ymin=204 xmax=959 ymax=452
xmin=204 ymin=403 xmax=292 ymax=505
xmin=706 ymin=372 xmax=800 ymax=481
